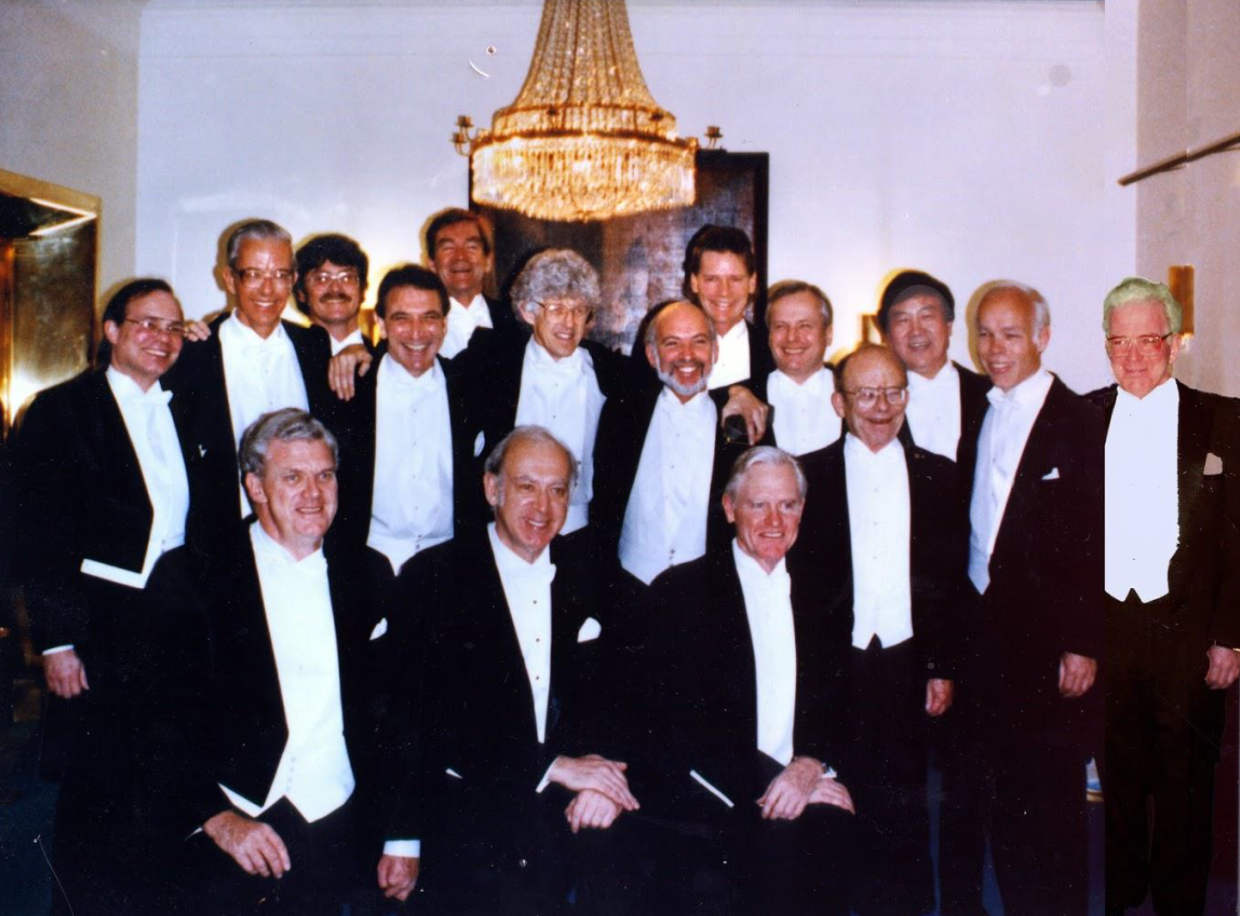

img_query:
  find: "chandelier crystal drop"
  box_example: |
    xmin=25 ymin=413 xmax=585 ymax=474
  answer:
xmin=465 ymin=0 xmax=696 ymax=222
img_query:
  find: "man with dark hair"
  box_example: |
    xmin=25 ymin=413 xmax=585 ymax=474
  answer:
xmin=329 ymin=264 xmax=489 ymax=567
xmin=794 ymin=344 xmax=965 ymax=914
xmin=1093 ymin=277 xmax=1240 ymax=916
xmin=878 ymin=269 xmax=990 ymax=463
xmin=396 ymin=426 xmax=636 ymax=915
xmin=424 ymin=207 xmax=518 ymax=358
xmin=12 ymin=278 xmax=208 ymax=914
xmin=294 ymin=233 xmax=371 ymax=355
xmin=182 ymin=408 xmax=416 ymax=913
xmin=164 ymin=219 xmax=338 ymax=528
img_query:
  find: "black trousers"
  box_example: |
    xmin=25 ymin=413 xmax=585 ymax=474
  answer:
xmin=1105 ymin=591 xmax=1225 ymax=916
xmin=847 ymin=637 xmax=935 ymax=916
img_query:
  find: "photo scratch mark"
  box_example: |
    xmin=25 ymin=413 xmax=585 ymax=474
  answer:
xmin=469 ymin=60 xmax=491 ymax=78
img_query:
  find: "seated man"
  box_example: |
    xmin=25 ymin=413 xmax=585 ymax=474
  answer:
xmin=178 ymin=409 xmax=414 ymax=914
xmin=613 ymin=446 xmax=855 ymax=916
xmin=398 ymin=426 xmax=637 ymax=915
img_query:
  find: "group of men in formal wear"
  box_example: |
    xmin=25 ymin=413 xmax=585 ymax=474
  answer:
xmin=5 ymin=206 xmax=1238 ymax=916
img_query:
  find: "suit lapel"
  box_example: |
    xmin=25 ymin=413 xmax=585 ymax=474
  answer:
xmin=1176 ymin=380 xmax=1211 ymax=539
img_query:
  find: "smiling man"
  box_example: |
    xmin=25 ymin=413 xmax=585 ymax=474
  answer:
xmin=1090 ymin=278 xmax=1240 ymax=916
xmin=877 ymin=270 xmax=991 ymax=463
xmin=594 ymin=300 xmax=765 ymax=587
xmin=182 ymin=409 xmax=413 ymax=914
xmin=395 ymin=426 xmax=636 ymax=915
xmin=611 ymin=446 xmax=855 ymax=915
xmin=942 ymin=282 xmax=1104 ymax=916
xmin=294 ymin=233 xmax=371 ymax=356
xmin=788 ymin=344 xmax=966 ymax=915
xmin=13 ymin=278 xmax=206 ymax=915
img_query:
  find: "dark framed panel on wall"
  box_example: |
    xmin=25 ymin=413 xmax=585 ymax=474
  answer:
xmin=472 ymin=150 xmax=769 ymax=354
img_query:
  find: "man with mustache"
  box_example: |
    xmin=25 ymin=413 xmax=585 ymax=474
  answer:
xmin=294 ymin=233 xmax=373 ymax=356
xmin=594 ymin=301 xmax=762 ymax=586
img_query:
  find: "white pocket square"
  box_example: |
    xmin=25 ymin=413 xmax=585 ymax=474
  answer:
xmin=473 ymin=431 xmax=486 ymax=458
xmin=577 ymin=617 xmax=602 ymax=643
xmin=369 ymin=618 xmax=388 ymax=640
xmin=1205 ymin=452 xmax=1224 ymax=476
xmin=1041 ymin=467 xmax=1060 ymax=481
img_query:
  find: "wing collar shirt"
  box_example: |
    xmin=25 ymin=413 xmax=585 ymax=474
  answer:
xmin=368 ymin=355 xmax=454 ymax=574
xmin=707 ymin=321 xmax=752 ymax=389
xmin=328 ymin=327 xmax=365 ymax=356
xmin=733 ymin=540 xmax=797 ymax=766
xmin=905 ymin=362 xmax=962 ymax=461
xmin=619 ymin=388 xmax=717 ymax=585
xmin=488 ymin=522 xmax=556 ymax=746
xmin=844 ymin=433 xmax=913 ymax=649
xmin=440 ymin=293 xmax=493 ymax=359
xmin=968 ymin=367 xmax=1054 ymax=594
xmin=767 ymin=366 xmax=842 ymax=457
xmin=77 ymin=368 xmax=191 ymax=591
xmin=1105 ymin=379 xmax=1179 ymax=602
xmin=514 ymin=339 xmax=605 ymax=534
xmin=222 ymin=523 xmax=354 ymax=824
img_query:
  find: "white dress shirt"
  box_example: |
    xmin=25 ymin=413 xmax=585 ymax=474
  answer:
xmin=328 ymin=327 xmax=365 ymax=356
xmin=844 ymin=434 xmax=914 ymax=649
xmin=514 ymin=339 xmax=606 ymax=534
xmin=733 ymin=540 xmax=798 ymax=766
xmin=905 ymin=362 xmax=963 ymax=461
xmin=218 ymin=315 xmax=310 ymax=514
xmin=223 ymin=524 xmax=354 ymax=823
xmin=1105 ymin=380 xmax=1180 ymax=602
xmin=767 ymin=367 xmax=841 ymax=457
xmin=367 ymin=355 xmax=454 ymax=574
xmin=968 ymin=368 xmax=1055 ymax=594
xmin=619 ymin=389 xmax=717 ymax=585
xmin=440 ymin=293 xmax=493 ymax=359
xmin=708 ymin=321 xmax=752 ymax=389
xmin=489 ymin=523 xmax=556 ymax=745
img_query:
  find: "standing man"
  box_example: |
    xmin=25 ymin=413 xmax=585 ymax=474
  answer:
xmin=616 ymin=446 xmax=855 ymax=915
xmin=476 ymin=249 xmax=632 ymax=541
xmin=594 ymin=301 xmax=759 ymax=586
xmin=424 ymin=207 xmax=518 ymax=358
xmin=946 ymin=282 xmax=1103 ymax=916
xmin=164 ymin=219 xmax=337 ymax=522
xmin=294 ymin=233 xmax=372 ymax=356
xmin=401 ymin=427 xmax=637 ymax=915
xmin=793 ymin=344 xmax=965 ymax=915
xmin=330 ymin=264 xmax=488 ymax=567
xmin=747 ymin=280 xmax=841 ymax=456
xmin=183 ymin=409 xmax=416 ymax=914
xmin=878 ymin=270 xmax=991 ymax=462
xmin=1094 ymin=277 xmax=1240 ymax=916
xmin=13 ymin=279 xmax=206 ymax=914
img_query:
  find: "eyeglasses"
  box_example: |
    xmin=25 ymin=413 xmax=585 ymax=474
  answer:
xmin=123 ymin=317 xmax=187 ymax=337
xmin=844 ymin=386 xmax=908 ymax=407
xmin=233 ymin=267 xmax=295 ymax=288
xmin=535 ymin=301 xmax=593 ymax=323
xmin=306 ymin=270 xmax=360 ymax=288
xmin=1105 ymin=333 xmax=1172 ymax=356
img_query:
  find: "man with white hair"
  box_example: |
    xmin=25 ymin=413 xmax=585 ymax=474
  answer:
xmin=1092 ymin=277 xmax=1240 ymax=916
xmin=942 ymin=282 xmax=1103 ymax=916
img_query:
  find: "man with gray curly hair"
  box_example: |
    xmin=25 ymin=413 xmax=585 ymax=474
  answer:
xmin=475 ymin=248 xmax=632 ymax=539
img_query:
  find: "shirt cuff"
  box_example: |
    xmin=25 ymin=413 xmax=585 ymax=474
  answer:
xmin=383 ymin=839 xmax=420 ymax=858
xmin=42 ymin=645 xmax=74 ymax=656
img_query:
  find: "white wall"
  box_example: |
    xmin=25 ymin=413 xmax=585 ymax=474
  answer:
xmin=138 ymin=0 xmax=1129 ymax=392
xmin=0 ymin=0 xmax=145 ymax=296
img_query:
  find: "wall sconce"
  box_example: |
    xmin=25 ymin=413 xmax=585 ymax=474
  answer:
xmin=1168 ymin=264 xmax=1194 ymax=339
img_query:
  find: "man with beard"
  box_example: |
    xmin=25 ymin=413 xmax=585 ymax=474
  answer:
xmin=594 ymin=301 xmax=762 ymax=587
xmin=294 ymin=233 xmax=373 ymax=356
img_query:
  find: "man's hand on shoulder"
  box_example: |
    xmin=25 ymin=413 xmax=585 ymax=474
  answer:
xmin=203 ymin=810 xmax=291 ymax=879
xmin=1058 ymin=652 xmax=1097 ymax=698
xmin=564 ymin=788 xmax=623 ymax=834
xmin=44 ymin=649 xmax=89 ymax=699
xmin=1205 ymin=645 xmax=1240 ymax=690
xmin=548 ymin=754 xmax=639 ymax=812
xmin=183 ymin=319 xmax=212 ymax=343
xmin=328 ymin=343 xmax=375 ymax=401
xmin=722 ymin=385 xmax=769 ymax=444
xmin=377 ymin=854 xmax=419 ymax=901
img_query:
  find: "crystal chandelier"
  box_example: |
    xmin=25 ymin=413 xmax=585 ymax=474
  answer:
xmin=454 ymin=0 xmax=697 ymax=223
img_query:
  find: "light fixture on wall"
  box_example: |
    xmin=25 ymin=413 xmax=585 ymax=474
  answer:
xmin=452 ymin=0 xmax=697 ymax=223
